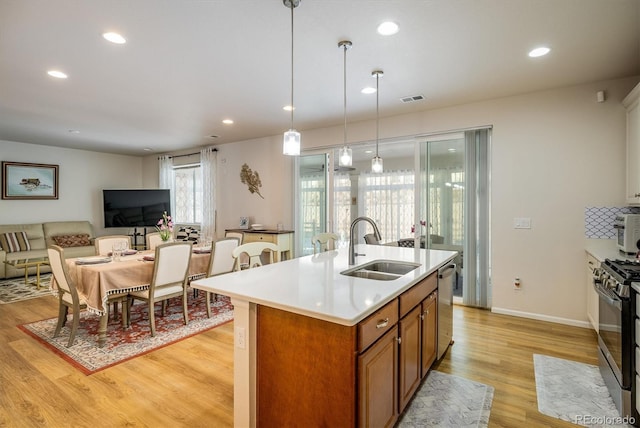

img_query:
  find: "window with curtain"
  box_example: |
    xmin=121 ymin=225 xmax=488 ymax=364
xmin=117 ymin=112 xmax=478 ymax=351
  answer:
xmin=429 ymin=168 xmax=465 ymax=246
xmin=333 ymin=173 xmax=352 ymax=244
xmin=358 ymin=170 xmax=415 ymax=242
xmin=173 ymin=165 xmax=202 ymax=224
xmin=300 ymin=173 xmax=326 ymax=254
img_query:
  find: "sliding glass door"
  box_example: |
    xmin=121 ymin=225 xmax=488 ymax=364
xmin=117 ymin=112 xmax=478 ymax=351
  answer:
xmin=294 ymin=153 xmax=329 ymax=256
xmin=419 ymin=129 xmax=491 ymax=308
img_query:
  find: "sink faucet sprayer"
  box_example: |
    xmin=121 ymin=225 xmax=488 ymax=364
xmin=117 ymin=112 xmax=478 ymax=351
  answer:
xmin=349 ymin=216 xmax=382 ymax=265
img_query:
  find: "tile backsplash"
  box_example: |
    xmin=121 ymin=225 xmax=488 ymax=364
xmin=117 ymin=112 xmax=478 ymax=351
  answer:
xmin=585 ymin=206 xmax=640 ymax=238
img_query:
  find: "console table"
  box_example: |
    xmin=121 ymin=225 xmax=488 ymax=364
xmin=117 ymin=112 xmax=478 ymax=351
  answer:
xmin=226 ymin=229 xmax=294 ymax=261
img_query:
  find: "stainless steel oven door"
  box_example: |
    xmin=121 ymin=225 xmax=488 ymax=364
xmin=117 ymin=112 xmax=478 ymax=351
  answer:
xmin=596 ymin=282 xmax=626 ymax=387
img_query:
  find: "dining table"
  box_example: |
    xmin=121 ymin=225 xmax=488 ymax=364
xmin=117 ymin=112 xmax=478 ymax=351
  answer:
xmin=50 ymin=248 xmax=211 ymax=347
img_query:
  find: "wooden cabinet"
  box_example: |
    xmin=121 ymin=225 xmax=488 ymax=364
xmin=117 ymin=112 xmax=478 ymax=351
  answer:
xmin=624 ymin=82 xmax=640 ymax=205
xmin=586 ymin=253 xmax=600 ymax=332
xmin=421 ymin=291 xmax=438 ymax=376
xmin=398 ymin=288 xmax=438 ymax=414
xmin=398 ymin=305 xmax=422 ymax=412
xmin=255 ymin=271 xmax=441 ymax=427
xmin=358 ymin=326 xmax=399 ymax=428
xmin=226 ymin=229 xmax=294 ymax=260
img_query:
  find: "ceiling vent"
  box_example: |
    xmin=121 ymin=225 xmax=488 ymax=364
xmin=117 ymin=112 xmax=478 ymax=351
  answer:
xmin=400 ymin=95 xmax=425 ymax=103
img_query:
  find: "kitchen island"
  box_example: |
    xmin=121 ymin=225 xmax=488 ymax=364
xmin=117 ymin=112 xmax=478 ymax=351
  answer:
xmin=191 ymin=244 xmax=457 ymax=427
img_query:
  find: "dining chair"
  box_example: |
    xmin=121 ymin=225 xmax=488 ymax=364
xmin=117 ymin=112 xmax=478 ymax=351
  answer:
xmin=311 ymin=233 xmax=339 ymax=254
xmin=145 ymin=232 xmax=163 ymax=251
xmin=48 ymin=245 xmax=87 ymax=347
xmin=364 ymin=233 xmax=381 ymax=245
xmin=94 ymin=235 xmax=132 ymax=255
xmin=128 ymin=241 xmax=192 ymax=337
xmin=225 ymin=231 xmax=244 ymax=244
xmin=203 ymin=238 xmax=239 ymax=317
xmin=94 ymin=234 xmax=133 ymax=320
xmin=232 ymin=242 xmax=279 ymax=271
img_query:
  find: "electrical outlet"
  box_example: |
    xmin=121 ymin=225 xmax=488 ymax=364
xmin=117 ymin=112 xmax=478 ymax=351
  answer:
xmin=235 ymin=326 xmax=246 ymax=349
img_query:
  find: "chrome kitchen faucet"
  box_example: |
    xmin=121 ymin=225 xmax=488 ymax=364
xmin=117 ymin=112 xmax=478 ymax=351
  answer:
xmin=348 ymin=216 xmax=382 ymax=265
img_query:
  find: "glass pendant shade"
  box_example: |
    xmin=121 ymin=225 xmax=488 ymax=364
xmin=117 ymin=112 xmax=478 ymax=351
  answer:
xmin=372 ymin=156 xmax=383 ymax=173
xmin=339 ymin=146 xmax=352 ymax=166
xmin=283 ymin=129 xmax=301 ymax=155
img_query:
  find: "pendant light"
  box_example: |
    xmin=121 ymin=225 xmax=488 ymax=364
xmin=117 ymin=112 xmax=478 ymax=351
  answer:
xmin=371 ymin=70 xmax=384 ymax=173
xmin=283 ymin=0 xmax=301 ymax=156
xmin=338 ymin=40 xmax=353 ymax=167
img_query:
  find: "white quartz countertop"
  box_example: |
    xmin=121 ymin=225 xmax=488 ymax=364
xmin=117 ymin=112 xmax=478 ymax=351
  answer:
xmin=191 ymin=245 xmax=457 ymax=326
xmin=585 ymin=239 xmax=636 ymax=262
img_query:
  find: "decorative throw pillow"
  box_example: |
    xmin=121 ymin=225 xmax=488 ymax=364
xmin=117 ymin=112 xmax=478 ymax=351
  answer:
xmin=52 ymin=234 xmax=91 ymax=248
xmin=0 ymin=232 xmax=31 ymax=253
xmin=176 ymin=227 xmax=200 ymax=242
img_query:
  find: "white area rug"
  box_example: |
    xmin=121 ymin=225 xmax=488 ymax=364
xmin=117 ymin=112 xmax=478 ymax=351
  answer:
xmin=533 ymin=354 xmax=631 ymax=427
xmin=0 ymin=274 xmax=54 ymax=304
xmin=398 ymin=370 xmax=494 ymax=427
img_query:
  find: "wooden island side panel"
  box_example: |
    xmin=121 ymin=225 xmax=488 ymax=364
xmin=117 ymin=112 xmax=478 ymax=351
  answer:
xmin=257 ymin=305 xmax=358 ymax=427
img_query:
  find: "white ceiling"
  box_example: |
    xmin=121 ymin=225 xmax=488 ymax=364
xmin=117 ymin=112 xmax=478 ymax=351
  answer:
xmin=1 ymin=0 xmax=639 ymax=156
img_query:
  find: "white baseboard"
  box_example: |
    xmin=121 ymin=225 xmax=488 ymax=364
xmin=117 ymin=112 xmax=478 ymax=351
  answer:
xmin=491 ymin=306 xmax=592 ymax=329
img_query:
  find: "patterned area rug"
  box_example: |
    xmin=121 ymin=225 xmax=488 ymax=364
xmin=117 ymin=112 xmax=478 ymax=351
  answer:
xmin=19 ymin=293 xmax=233 ymax=375
xmin=398 ymin=370 xmax=494 ymax=427
xmin=0 ymin=273 xmax=54 ymax=304
xmin=533 ymin=354 xmax=630 ymax=427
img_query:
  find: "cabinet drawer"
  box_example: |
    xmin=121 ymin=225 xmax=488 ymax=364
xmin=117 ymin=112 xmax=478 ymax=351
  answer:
xmin=244 ymin=233 xmax=276 ymax=244
xmin=399 ymin=273 xmax=437 ymax=318
xmin=636 ymin=319 xmax=640 ymax=346
xmin=358 ymin=299 xmax=399 ymax=352
xmin=636 ymin=346 xmax=640 ymax=377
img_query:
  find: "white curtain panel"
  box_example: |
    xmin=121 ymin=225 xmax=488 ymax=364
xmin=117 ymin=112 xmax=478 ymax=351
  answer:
xmin=200 ymin=147 xmax=217 ymax=240
xmin=158 ymin=155 xmax=175 ymax=216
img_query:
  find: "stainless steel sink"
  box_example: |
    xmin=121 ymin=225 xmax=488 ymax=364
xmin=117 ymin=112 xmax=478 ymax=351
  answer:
xmin=341 ymin=259 xmax=421 ymax=281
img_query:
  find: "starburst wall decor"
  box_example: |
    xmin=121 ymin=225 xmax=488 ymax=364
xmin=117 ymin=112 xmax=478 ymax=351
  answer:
xmin=240 ymin=163 xmax=264 ymax=199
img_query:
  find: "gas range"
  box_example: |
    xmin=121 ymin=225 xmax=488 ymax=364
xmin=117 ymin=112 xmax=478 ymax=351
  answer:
xmin=597 ymin=259 xmax=640 ymax=299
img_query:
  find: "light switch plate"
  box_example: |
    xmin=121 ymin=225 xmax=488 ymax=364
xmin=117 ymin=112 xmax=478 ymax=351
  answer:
xmin=235 ymin=326 xmax=246 ymax=349
xmin=514 ymin=217 xmax=532 ymax=229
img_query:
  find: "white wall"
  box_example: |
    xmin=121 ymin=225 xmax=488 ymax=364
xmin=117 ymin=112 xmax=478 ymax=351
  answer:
xmin=0 ymin=140 xmax=142 ymax=237
xmin=176 ymin=76 xmax=635 ymax=326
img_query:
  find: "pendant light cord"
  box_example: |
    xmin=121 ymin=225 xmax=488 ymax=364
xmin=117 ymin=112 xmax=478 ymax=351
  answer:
xmin=343 ymin=44 xmax=347 ymax=146
xmin=375 ymin=72 xmax=379 ymax=157
xmin=290 ymin=3 xmax=294 ymax=130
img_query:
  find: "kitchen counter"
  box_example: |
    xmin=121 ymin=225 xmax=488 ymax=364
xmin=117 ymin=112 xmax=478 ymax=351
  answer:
xmin=585 ymin=238 xmax=636 ymax=262
xmin=192 ymin=244 xmax=456 ymax=326
xmin=191 ymin=245 xmax=457 ymax=427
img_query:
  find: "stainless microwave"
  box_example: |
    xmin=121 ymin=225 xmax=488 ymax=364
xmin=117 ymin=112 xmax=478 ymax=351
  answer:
xmin=613 ymin=214 xmax=640 ymax=254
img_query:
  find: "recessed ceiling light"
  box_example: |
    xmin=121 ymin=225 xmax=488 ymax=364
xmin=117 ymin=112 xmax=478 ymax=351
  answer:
xmin=68 ymin=129 xmax=80 ymax=134
xmin=222 ymin=119 xmax=234 ymax=125
xmin=377 ymin=21 xmax=399 ymax=36
xmin=448 ymin=148 xmax=456 ymax=152
xmin=364 ymin=150 xmax=373 ymax=154
xmin=283 ymin=105 xmax=295 ymax=112
xmin=143 ymin=148 xmax=153 ymax=151
xmin=528 ymin=46 xmax=550 ymax=58
xmin=102 ymin=32 xmax=126 ymax=44
xmin=47 ymin=70 xmax=68 ymax=79
xmin=361 ymin=87 xmax=376 ymax=94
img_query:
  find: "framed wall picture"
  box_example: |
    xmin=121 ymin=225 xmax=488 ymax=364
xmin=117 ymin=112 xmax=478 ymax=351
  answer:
xmin=1 ymin=161 xmax=59 ymax=200
xmin=239 ymin=216 xmax=249 ymax=229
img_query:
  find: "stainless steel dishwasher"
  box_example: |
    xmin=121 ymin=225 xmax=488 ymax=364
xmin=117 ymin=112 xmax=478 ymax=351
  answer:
xmin=437 ymin=263 xmax=456 ymax=359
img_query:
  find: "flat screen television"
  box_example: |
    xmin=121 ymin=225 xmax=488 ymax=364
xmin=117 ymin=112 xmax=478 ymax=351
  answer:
xmin=103 ymin=189 xmax=171 ymax=228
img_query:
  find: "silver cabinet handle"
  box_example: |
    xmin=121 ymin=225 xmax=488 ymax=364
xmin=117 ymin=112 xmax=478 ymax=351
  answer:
xmin=376 ymin=318 xmax=389 ymax=329
xmin=397 ymin=337 xmax=402 ymax=345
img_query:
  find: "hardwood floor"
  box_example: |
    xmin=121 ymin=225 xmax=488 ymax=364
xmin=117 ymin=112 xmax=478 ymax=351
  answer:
xmin=1 ymin=293 xmax=598 ymax=427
